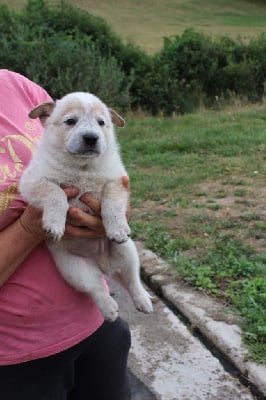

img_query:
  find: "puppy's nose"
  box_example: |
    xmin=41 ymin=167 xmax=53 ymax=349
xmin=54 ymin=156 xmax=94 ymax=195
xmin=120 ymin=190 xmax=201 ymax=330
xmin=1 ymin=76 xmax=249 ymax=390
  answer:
xmin=83 ymin=133 xmax=98 ymax=147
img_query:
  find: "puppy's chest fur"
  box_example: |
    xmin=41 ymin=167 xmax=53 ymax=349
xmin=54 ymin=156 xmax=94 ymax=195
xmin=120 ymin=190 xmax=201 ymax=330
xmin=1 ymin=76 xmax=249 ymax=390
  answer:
xmin=46 ymin=164 xmax=111 ymax=209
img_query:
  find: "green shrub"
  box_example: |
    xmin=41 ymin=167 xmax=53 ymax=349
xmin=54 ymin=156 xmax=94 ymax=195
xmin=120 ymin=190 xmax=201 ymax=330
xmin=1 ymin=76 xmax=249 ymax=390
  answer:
xmin=157 ymin=29 xmax=265 ymax=112
xmin=0 ymin=1 xmax=132 ymax=109
xmin=0 ymin=1 xmax=266 ymax=114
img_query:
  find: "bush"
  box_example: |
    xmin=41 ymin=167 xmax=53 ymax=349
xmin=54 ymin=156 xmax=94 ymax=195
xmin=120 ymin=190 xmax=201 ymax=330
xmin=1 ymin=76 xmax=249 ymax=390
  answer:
xmin=0 ymin=1 xmax=266 ymax=114
xmin=0 ymin=1 xmax=132 ymax=110
xmin=138 ymin=61 xmax=200 ymax=115
xmin=157 ymin=29 xmax=266 ymax=111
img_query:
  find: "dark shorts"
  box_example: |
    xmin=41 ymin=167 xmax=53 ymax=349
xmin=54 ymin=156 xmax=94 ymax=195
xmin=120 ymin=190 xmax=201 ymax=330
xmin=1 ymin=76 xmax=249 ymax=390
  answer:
xmin=0 ymin=317 xmax=131 ymax=400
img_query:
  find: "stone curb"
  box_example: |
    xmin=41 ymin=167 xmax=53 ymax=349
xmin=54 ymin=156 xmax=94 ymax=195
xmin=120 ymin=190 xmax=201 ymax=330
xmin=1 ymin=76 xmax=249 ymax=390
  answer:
xmin=136 ymin=242 xmax=266 ymax=398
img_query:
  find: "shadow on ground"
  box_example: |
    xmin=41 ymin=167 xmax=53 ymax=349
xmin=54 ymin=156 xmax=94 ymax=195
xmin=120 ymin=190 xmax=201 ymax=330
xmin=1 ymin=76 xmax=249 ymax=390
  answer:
xmin=130 ymin=371 xmax=156 ymax=400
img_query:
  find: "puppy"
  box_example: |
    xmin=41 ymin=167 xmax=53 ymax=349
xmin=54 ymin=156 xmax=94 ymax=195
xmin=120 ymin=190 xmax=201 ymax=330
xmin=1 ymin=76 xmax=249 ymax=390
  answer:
xmin=19 ymin=92 xmax=153 ymax=321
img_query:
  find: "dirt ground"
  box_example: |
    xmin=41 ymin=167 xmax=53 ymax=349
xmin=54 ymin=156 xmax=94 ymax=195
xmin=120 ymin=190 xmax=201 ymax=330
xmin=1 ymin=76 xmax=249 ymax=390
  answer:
xmin=135 ymin=176 xmax=266 ymax=255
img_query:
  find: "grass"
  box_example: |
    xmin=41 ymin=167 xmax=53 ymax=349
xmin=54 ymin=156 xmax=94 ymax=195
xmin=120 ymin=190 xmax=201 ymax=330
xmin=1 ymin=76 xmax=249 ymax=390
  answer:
xmin=2 ymin=0 xmax=266 ymax=53
xmin=118 ymin=105 xmax=266 ymax=362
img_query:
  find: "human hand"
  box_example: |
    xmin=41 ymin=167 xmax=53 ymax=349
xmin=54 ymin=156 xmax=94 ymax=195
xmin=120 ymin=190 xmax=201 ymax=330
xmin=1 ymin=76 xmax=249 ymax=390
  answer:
xmin=64 ymin=176 xmax=131 ymax=239
xmin=64 ymin=186 xmax=105 ymax=239
xmin=17 ymin=186 xmax=104 ymax=241
xmin=18 ymin=178 xmax=131 ymax=241
xmin=18 ymin=186 xmax=80 ymax=241
xmin=18 ymin=204 xmax=45 ymax=241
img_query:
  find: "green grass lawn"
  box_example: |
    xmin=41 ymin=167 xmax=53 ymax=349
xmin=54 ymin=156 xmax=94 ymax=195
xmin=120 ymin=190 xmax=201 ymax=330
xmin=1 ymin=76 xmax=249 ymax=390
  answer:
xmin=118 ymin=104 xmax=266 ymax=362
xmin=3 ymin=0 xmax=266 ymax=53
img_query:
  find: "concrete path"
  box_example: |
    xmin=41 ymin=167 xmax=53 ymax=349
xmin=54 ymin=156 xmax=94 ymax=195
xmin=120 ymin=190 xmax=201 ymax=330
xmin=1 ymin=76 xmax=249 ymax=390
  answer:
xmin=109 ymin=243 xmax=266 ymax=400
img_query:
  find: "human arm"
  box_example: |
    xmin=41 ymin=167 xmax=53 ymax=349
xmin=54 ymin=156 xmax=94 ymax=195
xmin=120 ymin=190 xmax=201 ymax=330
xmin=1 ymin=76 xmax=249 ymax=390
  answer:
xmin=0 ymin=205 xmax=44 ymax=287
xmin=0 ymin=187 xmax=103 ymax=286
xmin=0 ymin=185 xmax=105 ymax=286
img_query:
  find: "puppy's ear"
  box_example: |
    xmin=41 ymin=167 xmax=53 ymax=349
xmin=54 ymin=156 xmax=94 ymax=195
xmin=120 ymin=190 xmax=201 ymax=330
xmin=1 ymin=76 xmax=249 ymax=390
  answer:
xmin=109 ymin=108 xmax=125 ymax=128
xmin=28 ymin=102 xmax=55 ymax=125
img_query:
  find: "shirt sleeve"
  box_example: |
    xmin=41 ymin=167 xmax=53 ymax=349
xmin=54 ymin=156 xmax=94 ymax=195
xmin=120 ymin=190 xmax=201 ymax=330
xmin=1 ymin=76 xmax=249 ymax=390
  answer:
xmin=0 ymin=70 xmax=52 ymax=229
xmin=1 ymin=69 xmax=52 ymax=109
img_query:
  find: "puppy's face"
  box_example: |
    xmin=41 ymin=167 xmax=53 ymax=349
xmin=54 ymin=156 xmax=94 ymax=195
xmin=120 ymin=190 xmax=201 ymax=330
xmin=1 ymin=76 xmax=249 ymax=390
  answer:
xmin=53 ymin=94 xmax=110 ymax=157
xmin=29 ymin=92 xmax=124 ymax=158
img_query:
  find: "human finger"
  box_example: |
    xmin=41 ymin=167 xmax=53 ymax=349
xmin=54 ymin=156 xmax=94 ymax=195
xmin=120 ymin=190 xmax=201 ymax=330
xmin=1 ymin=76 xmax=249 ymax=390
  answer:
xmin=122 ymin=175 xmax=130 ymax=190
xmin=121 ymin=176 xmax=131 ymax=221
xmin=62 ymin=186 xmax=80 ymax=199
xmin=67 ymin=207 xmax=105 ymax=234
xmin=64 ymin=223 xmax=105 ymax=238
xmin=79 ymin=193 xmax=101 ymax=216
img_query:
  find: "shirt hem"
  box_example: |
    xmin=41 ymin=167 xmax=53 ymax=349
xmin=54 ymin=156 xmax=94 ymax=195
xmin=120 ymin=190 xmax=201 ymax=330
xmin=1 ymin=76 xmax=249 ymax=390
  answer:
xmin=0 ymin=315 xmax=104 ymax=366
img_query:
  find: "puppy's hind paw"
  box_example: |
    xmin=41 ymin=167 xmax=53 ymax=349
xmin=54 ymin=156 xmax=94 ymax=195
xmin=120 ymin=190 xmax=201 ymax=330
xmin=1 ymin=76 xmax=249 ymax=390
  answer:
xmin=134 ymin=291 xmax=153 ymax=314
xmin=98 ymin=296 xmax=119 ymax=321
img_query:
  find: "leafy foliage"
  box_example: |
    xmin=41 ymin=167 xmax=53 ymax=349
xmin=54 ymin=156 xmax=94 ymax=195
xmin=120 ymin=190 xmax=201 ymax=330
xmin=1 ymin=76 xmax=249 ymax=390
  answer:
xmin=1 ymin=1 xmax=266 ymax=114
xmin=0 ymin=0 xmax=132 ymax=109
xmin=157 ymin=30 xmax=266 ymax=112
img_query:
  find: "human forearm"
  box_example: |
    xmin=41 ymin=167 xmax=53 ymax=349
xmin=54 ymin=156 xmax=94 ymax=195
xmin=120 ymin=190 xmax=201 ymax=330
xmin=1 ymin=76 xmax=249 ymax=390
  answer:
xmin=0 ymin=217 xmax=43 ymax=286
xmin=0 ymin=204 xmax=45 ymax=286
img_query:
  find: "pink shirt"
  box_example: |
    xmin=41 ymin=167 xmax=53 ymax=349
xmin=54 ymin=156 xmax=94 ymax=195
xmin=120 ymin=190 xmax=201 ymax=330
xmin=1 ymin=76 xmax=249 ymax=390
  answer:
xmin=0 ymin=70 xmax=104 ymax=366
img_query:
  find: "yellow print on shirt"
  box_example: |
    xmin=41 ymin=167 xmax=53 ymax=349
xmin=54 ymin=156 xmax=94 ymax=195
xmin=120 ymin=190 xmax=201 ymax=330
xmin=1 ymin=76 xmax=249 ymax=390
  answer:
xmin=0 ymin=183 xmax=18 ymax=217
xmin=0 ymin=131 xmax=39 ymax=183
xmin=0 ymin=128 xmax=40 ymax=216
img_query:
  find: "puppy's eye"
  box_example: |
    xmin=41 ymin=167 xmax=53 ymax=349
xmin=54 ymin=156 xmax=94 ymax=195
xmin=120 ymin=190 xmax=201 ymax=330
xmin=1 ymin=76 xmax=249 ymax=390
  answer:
xmin=64 ymin=118 xmax=77 ymax=126
xmin=97 ymin=119 xmax=105 ymax=126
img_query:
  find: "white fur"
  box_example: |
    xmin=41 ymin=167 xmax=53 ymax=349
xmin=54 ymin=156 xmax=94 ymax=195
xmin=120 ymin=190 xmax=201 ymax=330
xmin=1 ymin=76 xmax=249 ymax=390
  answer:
xmin=19 ymin=92 xmax=152 ymax=320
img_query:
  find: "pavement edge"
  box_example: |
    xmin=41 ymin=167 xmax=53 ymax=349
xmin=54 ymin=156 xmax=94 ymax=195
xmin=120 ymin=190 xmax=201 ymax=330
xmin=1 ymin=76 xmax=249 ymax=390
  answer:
xmin=136 ymin=241 xmax=266 ymax=399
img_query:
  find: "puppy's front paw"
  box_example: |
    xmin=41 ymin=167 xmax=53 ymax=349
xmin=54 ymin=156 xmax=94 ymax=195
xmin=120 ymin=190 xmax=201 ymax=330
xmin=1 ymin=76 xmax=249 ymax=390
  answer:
xmin=105 ymin=219 xmax=131 ymax=244
xmin=42 ymin=212 xmax=66 ymax=241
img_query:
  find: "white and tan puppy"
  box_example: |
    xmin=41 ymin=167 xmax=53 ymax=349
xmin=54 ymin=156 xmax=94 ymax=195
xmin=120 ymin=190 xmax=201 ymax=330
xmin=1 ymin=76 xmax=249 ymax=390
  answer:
xmin=19 ymin=92 xmax=153 ymax=321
